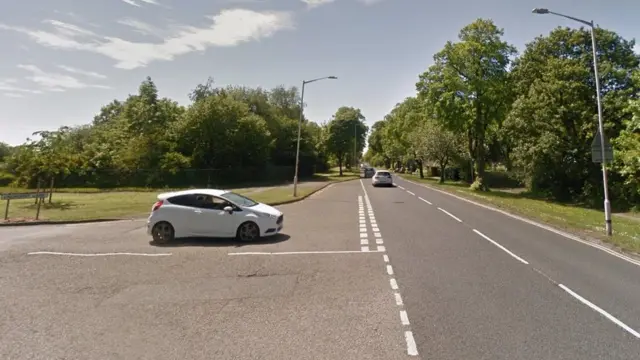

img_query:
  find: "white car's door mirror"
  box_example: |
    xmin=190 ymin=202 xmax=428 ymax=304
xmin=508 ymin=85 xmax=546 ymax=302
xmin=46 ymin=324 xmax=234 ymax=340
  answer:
xmin=223 ymin=206 xmax=234 ymax=214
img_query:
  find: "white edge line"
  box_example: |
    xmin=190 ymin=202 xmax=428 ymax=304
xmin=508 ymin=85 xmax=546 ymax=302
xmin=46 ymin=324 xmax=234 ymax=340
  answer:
xmin=229 ymin=250 xmax=382 ymax=256
xmin=401 ymin=177 xmax=640 ymax=268
xmin=418 ymin=196 xmax=432 ymax=205
xmin=27 ymin=251 xmax=171 ymax=257
xmin=405 ymin=331 xmax=418 ymax=356
xmin=472 ymin=229 xmax=529 ymax=265
xmin=559 ymin=284 xmax=640 ymax=339
xmin=437 ymin=207 xmax=462 ymax=222
xmin=400 ymin=310 xmax=410 ymax=325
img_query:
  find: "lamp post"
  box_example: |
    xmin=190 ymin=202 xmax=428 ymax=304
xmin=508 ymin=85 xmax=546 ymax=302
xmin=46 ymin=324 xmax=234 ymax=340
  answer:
xmin=354 ymin=121 xmax=358 ymax=171
xmin=532 ymin=8 xmax=612 ymax=236
xmin=293 ymin=76 xmax=338 ymax=197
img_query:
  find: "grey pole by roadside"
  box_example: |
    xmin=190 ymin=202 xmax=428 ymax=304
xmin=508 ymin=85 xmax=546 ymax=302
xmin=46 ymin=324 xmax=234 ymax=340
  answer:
xmin=293 ymin=76 xmax=338 ymax=197
xmin=532 ymin=8 xmax=612 ymax=235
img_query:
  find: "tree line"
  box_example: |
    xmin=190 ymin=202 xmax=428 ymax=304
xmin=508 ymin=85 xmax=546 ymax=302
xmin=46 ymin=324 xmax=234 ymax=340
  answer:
xmin=364 ymin=19 xmax=640 ymax=210
xmin=0 ymin=77 xmax=368 ymax=188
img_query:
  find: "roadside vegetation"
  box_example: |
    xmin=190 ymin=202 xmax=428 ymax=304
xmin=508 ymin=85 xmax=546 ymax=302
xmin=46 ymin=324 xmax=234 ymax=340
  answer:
xmin=364 ymin=19 xmax=640 ymax=252
xmin=0 ymin=77 xmax=367 ymax=222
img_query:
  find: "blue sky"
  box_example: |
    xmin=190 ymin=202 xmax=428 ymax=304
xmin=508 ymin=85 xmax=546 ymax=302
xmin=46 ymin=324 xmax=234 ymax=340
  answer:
xmin=1 ymin=0 xmax=639 ymax=145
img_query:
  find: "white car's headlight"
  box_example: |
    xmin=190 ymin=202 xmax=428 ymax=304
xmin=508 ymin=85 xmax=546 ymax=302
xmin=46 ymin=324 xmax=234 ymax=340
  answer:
xmin=257 ymin=212 xmax=277 ymax=219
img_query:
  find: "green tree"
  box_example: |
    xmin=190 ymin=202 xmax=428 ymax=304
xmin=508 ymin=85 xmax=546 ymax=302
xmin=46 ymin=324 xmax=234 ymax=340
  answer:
xmin=410 ymin=120 xmax=464 ymax=183
xmin=417 ymin=19 xmax=516 ymax=190
xmin=325 ymin=107 xmax=368 ymax=175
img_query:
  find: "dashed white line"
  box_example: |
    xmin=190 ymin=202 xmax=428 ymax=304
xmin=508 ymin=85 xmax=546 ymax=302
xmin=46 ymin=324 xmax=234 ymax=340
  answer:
xmin=27 ymin=251 xmax=172 ymax=257
xmin=360 ymin=233 xmax=368 ymax=238
xmin=437 ymin=207 xmax=462 ymax=222
xmin=472 ymin=229 xmax=529 ymax=265
xmin=418 ymin=197 xmax=432 ymax=205
xmin=405 ymin=331 xmax=418 ymax=356
xmin=360 ymin=239 xmax=369 ymax=245
xmin=361 ymin=246 xmax=370 ymax=252
xmin=374 ymin=232 xmax=382 ymax=238
xmin=377 ymin=245 xmax=386 ymax=252
xmin=394 ymin=292 xmax=404 ymax=306
xmin=383 ymin=254 xmax=389 ymax=262
xmin=559 ymin=284 xmax=640 ymax=339
xmin=387 ymin=265 xmax=394 ymax=275
xmin=390 ymin=278 xmax=398 ymax=290
xmin=372 ymin=227 xmax=380 ymax=232
xmin=400 ymin=310 xmax=410 ymax=325
xmin=376 ymin=238 xmax=384 ymax=244
xmin=398 ymin=186 xmax=406 ymax=190
xmin=406 ymin=191 xmax=415 ymax=196
xmin=359 ymin=220 xmax=366 ymax=224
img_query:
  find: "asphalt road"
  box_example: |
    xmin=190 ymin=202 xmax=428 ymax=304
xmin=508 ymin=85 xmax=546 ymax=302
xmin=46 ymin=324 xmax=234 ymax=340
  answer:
xmin=369 ymin=176 xmax=640 ymax=359
xmin=1 ymin=177 xmax=639 ymax=359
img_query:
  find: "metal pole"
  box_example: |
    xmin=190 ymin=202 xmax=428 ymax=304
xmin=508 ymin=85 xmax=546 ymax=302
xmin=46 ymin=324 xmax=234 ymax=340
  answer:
xmin=354 ymin=122 xmax=357 ymax=171
xmin=293 ymin=81 xmax=306 ymax=197
xmin=590 ymin=24 xmax=612 ymax=235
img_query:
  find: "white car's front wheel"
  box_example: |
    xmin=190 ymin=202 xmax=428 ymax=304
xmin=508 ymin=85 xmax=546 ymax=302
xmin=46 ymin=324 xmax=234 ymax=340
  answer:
xmin=237 ymin=221 xmax=260 ymax=242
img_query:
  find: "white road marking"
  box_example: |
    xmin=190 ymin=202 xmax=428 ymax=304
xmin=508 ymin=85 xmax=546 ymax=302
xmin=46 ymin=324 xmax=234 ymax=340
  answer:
xmin=437 ymin=207 xmax=462 ymax=222
xmin=472 ymin=229 xmax=529 ymax=265
xmin=400 ymin=177 xmax=640 ymax=268
xmin=360 ymin=233 xmax=368 ymax=238
xmin=418 ymin=197 xmax=432 ymax=205
xmin=361 ymin=239 xmax=369 ymax=245
xmin=394 ymin=292 xmax=404 ymax=305
xmin=390 ymin=278 xmax=398 ymax=290
xmin=359 ymin=220 xmax=366 ymax=224
xmin=398 ymin=186 xmax=405 ymax=190
xmin=400 ymin=310 xmax=410 ymax=325
xmin=559 ymin=284 xmax=640 ymax=339
xmin=361 ymin=179 xmax=417 ymax=356
xmin=406 ymin=191 xmax=415 ymax=196
xmin=229 ymin=250 xmax=383 ymax=256
xmin=405 ymin=331 xmax=419 ymax=356
xmin=27 ymin=251 xmax=171 ymax=257
xmin=361 ymin=246 xmax=370 ymax=252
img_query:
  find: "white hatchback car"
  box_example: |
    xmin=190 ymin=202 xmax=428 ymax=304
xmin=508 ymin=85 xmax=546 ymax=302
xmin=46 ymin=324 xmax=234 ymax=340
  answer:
xmin=147 ymin=189 xmax=283 ymax=244
xmin=372 ymin=170 xmax=393 ymax=187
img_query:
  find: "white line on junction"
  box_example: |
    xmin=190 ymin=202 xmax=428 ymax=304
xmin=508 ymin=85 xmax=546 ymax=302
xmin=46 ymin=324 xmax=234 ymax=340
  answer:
xmin=27 ymin=251 xmax=172 ymax=257
xmin=228 ymin=250 xmax=383 ymax=256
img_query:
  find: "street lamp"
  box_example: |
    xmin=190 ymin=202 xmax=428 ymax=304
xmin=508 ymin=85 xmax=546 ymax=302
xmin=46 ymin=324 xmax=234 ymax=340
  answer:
xmin=532 ymin=8 xmax=612 ymax=235
xmin=293 ymin=76 xmax=338 ymax=197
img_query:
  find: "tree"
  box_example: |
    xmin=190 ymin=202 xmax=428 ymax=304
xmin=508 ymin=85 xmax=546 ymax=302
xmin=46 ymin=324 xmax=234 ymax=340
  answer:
xmin=505 ymin=27 xmax=639 ymax=203
xmin=0 ymin=142 xmax=11 ymax=162
xmin=325 ymin=107 xmax=368 ymax=175
xmin=417 ymin=19 xmax=516 ymax=190
xmin=411 ymin=121 xmax=464 ymax=183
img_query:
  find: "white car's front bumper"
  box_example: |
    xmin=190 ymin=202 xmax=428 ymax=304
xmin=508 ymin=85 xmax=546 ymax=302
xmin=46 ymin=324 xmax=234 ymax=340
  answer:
xmin=261 ymin=214 xmax=284 ymax=237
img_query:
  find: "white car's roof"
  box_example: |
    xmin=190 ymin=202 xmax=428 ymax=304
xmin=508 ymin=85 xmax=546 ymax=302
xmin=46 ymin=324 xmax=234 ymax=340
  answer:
xmin=158 ymin=188 xmax=230 ymax=200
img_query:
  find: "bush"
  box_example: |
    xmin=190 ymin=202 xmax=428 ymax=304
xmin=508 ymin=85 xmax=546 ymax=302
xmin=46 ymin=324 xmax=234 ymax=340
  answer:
xmin=0 ymin=171 xmax=15 ymax=186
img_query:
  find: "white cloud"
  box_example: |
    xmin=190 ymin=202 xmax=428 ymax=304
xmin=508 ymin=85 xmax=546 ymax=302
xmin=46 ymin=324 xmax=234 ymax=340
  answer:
xmin=117 ymin=18 xmax=165 ymax=37
xmin=57 ymin=65 xmax=108 ymax=79
xmin=1 ymin=9 xmax=294 ymax=70
xmin=3 ymin=93 xmax=25 ymax=98
xmin=301 ymin=0 xmax=336 ymax=7
xmin=17 ymin=64 xmax=111 ymax=92
xmin=120 ymin=0 xmax=141 ymax=7
xmin=0 ymin=79 xmax=42 ymax=95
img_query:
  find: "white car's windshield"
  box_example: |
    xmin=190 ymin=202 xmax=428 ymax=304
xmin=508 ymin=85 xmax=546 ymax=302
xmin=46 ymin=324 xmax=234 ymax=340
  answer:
xmin=220 ymin=192 xmax=258 ymax=207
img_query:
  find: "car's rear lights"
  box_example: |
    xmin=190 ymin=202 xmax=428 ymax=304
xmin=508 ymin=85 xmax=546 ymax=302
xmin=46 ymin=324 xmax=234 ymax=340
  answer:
xmin=152 ymin=200 xmax=163 ymax=211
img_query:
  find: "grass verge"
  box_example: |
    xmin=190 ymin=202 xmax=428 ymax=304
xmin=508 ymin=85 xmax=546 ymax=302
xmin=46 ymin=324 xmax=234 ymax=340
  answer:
xmin=400 ymin=174 xmax=640 ymax=254
xmin=0 ymin=170 xmax=358 ymax=223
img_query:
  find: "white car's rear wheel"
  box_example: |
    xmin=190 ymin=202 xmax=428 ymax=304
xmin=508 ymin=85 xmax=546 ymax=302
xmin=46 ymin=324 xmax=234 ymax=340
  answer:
xmin=237 ymin=221 xmax=260 ymax=242
xmin=152 ymin=222 xmax=174 ymax=244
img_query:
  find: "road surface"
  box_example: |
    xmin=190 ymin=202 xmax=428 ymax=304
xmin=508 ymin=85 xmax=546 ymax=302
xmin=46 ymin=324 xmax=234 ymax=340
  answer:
xmin=0 ymin=178 xmax=639 ymax=359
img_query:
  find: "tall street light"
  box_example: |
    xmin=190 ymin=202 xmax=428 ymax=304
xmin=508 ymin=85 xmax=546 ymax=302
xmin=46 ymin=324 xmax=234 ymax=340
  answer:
xmin=293 ymin=76 xmax=338 ymax=197
xmin=532 ymin=8 xmax=612 ymax=235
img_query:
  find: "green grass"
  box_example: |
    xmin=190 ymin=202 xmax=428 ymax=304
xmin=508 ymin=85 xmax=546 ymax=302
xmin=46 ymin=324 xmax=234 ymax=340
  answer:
xmin=0 ymin=169 xmax=358 ymax=223
xmin=400 ymin=174 xmax=640 ymax=254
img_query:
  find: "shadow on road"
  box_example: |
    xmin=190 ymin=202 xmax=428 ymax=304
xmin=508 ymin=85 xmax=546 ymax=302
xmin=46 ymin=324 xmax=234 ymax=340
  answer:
xmin=150 ymin=233 xmax=290 ymax=248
